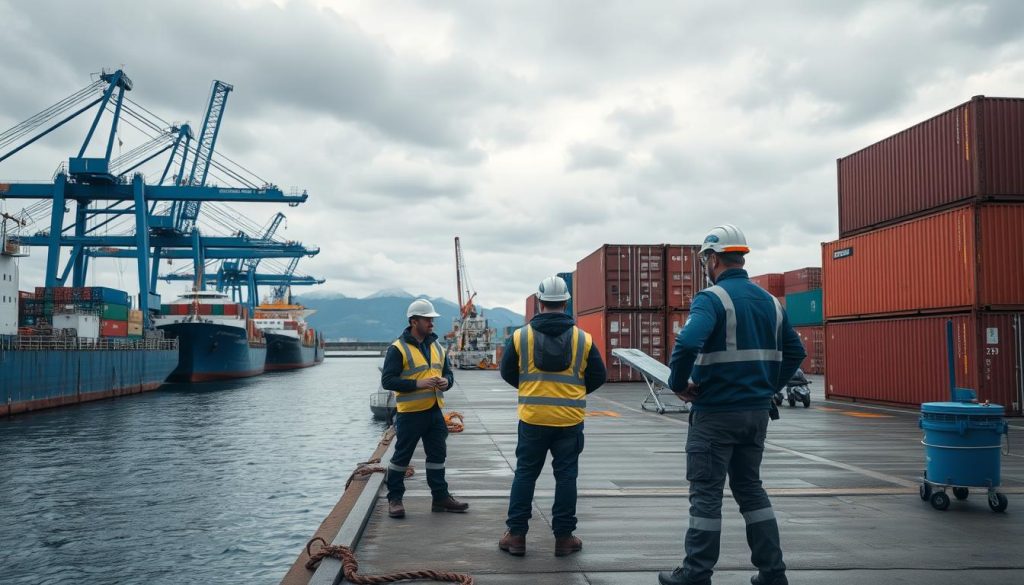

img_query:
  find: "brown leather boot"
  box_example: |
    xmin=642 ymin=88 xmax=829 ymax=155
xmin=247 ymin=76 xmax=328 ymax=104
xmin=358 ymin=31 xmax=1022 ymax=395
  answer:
xmin=387 ymin=500 xmax=405 ymax=518
xmin=431 ymin=495 xmax=469 ymax=513
xmin=554 ymin=534 xmax=582 ymax=557
xmin=498 ymin=531 xmax=526 ymax=556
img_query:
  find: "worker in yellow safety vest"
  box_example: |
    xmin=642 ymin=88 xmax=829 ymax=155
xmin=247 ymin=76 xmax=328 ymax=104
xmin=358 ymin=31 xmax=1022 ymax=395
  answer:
xmin=498 ymin=276 xmax=606 ymax=557
xmin=380 ymin=298 xmax=469 ymax=519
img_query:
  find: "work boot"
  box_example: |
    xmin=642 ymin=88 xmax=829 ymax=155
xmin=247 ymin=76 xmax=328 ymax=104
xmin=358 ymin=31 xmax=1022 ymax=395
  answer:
xmin=751 ymin=573 xmax=788 ymax=585
xmin=657 ymin=567 xmax=710 ymax=585
xmin=431 ymin=495 xmax=469 ymax=513
xmin=387 ymin=500 xmax=405 ymax=519
xmin=553 ymin=534 xmax=582 ymax=557
xmin=498 ymin=531 xmax=526 ymax=556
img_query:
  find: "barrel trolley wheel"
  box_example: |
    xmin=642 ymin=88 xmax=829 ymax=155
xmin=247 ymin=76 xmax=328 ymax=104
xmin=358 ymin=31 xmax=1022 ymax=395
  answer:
xmin=988 ymin=491 xmax=1008 ymax=513
xmin=930 ymin=491 xmax=950 ymax=511
xmin=919 ymin=482 xmax=932 ymax=501
xmin=952 ymin=487 xmax=969 ymax=501
xmin=788 ymin=396 xmax=796 ymax=407
xmin=802 ymin=395 xmax=811 ymax=408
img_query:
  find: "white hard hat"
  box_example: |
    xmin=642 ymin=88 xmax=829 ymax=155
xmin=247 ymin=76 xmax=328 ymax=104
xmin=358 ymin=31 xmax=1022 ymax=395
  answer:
xmin=407 ymin=298 xmax=441 ymax=318
xmin=699 ymin=224 xmax=751 ymax=256
xmin=537 ymin=275 xmax=571 ymax=302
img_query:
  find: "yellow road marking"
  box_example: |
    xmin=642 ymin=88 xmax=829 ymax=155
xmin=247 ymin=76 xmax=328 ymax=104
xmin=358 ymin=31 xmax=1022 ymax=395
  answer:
xmin=586 ymin=410 xmax=621 ymax=417
xmin=842 ymin=411 xmax=893 ymax=418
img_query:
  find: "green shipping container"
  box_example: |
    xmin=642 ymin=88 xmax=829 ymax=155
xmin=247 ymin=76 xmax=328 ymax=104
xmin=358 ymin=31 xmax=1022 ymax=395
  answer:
xmin=785 ymin=289 xmax=823 ymax=326
xmin=211 ymin=304 xmax=225 ymax=316
xmin=100 ymin=303 xmax=130 ymax=321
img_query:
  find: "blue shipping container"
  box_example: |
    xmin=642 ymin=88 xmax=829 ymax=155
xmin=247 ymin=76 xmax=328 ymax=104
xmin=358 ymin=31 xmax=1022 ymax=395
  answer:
xmin=785 ymin=289 xmax=823 ymax=326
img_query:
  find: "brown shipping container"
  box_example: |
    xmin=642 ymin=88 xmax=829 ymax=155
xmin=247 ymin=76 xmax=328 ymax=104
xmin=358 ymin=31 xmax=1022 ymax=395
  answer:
xmin=524 ymin=294 xmax=538 ymax=322
xmin=783 ymin=267 xmax=822 ymax=294
xmin=825 ymin=312 xmax=1023 ymax=414
xmin=665 ymin=310 xmax=690 ymax=359
xmin=750 ymin=274 xmax=785 ymax=298
xmin=838 ymin=96 xmax=1024 ymax=236
xmin=665 ymin=245 xmax=706 ymax=309
xmin=575 ymin=245 xmax=666 ymax=313
xmin=577 ymin=311 xmax=665 ymax=382
xmin=793 ymin=325 xmax=824 ymax=375
xmin=823 ymin=203 xmax=1024 ymax=319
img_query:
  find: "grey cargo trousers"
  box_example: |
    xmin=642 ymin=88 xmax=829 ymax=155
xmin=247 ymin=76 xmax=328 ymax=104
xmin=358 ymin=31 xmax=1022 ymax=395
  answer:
xmin=680 ymin=409 xmax=785 ymax=584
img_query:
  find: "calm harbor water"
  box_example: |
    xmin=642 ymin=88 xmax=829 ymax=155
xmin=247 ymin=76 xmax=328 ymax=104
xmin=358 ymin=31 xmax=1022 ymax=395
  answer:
xmin=0 ymin=358 xmax=386 ymax=584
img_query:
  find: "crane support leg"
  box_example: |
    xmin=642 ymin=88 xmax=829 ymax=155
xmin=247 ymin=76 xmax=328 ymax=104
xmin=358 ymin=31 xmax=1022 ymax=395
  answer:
xmin=132 ymin=175 xmax=152 ymax=321
xmin=45 ymin=175 xmax=67 ymax=287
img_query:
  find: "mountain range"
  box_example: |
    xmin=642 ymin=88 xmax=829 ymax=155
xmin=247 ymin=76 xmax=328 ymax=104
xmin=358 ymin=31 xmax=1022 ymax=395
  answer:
xmin=296 ymin=290 xmax=525 ymax=341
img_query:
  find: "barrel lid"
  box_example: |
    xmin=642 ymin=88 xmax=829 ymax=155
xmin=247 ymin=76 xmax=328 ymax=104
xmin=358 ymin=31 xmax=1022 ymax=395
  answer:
xmin=921 ymin=401 xmax=1005 ymax=415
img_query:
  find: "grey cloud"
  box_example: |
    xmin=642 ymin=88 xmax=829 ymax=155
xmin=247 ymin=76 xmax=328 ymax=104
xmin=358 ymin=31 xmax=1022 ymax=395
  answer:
xmin=2 ymin=0 xmax=523 ymax=156
xmin=608 ymin=103 xmax=676 ymax=138
xmin=566 ymin=143 xmax=625 ymax=171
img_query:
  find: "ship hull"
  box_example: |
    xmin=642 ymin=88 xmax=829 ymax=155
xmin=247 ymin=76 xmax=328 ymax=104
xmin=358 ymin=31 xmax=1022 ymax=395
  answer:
xmin=159 ymin=322 xmax=266 ymax=382
xmin=264 ymin=332 xmax=320 ymax=371
xmin=1 ymin=345 xmax=178 ymax=416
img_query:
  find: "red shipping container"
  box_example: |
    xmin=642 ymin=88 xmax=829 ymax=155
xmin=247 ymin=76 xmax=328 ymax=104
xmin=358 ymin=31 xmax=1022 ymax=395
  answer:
xmin=223 ymin=304 xmax=239 ymax=316
xmin=575 ymin=245 xmax=666 ymax=313
xmin=838 ymin=96 xmax=1024 ymax=237
xmin=100 ymin=319 xmax=128 ymax=337
xmin=665 ymin=245 xmax=705 ymax=309
xmin=823 ymin=203 xmax=1024 ymax=320
xmin=783 ymin=268 xmax=822 ymax=294
xmin=524 ymin=294 xmax=538 ymax=322
xmin=750 ymin=274 xmax=785 ymax=298
xmin=576 ymin=311 xmax=665 ymax=382
xmin=665 ymin=310 xmax=690 ymax=359
xmin=793 ymin=325 xmax=824 ymax=375
xmin=825 ymin=312 xmax=1023 ymax=414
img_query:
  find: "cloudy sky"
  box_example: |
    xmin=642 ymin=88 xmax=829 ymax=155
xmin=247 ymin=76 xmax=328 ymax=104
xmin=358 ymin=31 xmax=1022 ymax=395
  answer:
xmin=1 ymin=0 xmax=1022 ymax=311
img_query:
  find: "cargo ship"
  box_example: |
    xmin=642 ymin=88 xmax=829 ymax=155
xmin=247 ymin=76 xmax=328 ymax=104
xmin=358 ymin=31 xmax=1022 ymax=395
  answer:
xmin=253 ymin=298 xmax=325 ymax=371
xmin=1 ymin=240 xmax=178 ymax=416
xmin=154 ymin=290 xmax=267 ymax=382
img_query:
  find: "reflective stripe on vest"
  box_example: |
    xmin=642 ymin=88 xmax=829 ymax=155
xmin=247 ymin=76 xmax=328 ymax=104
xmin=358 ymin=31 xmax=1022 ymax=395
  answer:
xmin=694 ymin=285 xmax=783 ymax=366
xmin=515 ymin=325 xmax=588 ymax=426
xmin=392 ymin=337 xmax=445 ymax=412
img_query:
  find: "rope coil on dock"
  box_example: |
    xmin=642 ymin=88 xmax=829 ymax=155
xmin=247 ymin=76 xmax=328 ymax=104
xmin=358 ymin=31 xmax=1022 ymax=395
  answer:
xmin=345 ymin=458 xmax=414 ymax=490
xmin=444 ymin=411 xmax=465 ymax=433
xmin=305 ymin=537 xmax=474 ymax=584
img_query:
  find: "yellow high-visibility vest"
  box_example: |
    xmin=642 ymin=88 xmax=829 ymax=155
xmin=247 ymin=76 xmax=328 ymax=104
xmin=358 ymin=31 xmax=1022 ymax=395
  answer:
xmin=392 ymin=337 xmax=446 ymax=413
xmin=513 ymin=325 xmax=591 ymax=426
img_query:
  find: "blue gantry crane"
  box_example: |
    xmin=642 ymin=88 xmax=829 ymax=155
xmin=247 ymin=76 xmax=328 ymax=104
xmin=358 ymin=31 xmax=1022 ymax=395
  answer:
xmin=0 ymin=69 xmax=322 ymax=325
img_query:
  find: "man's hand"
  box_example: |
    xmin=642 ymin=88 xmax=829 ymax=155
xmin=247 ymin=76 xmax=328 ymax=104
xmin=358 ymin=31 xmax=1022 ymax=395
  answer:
xmin=435 ymin=377 xmax=450 ymax=391
xmin=675 ymin=382 xmax=699 ymax=403
xmin=415 ymin=378 xmax=435 ymax=389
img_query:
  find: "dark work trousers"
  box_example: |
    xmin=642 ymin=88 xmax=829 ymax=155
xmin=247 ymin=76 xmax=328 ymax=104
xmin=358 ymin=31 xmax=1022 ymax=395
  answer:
xmin=681 ymin=410 xmax=785 ymax=584
xmin=506 ymin=420 xmax=584 ymax=536
xmin=386 ymin=405 xmax=449 ymax=502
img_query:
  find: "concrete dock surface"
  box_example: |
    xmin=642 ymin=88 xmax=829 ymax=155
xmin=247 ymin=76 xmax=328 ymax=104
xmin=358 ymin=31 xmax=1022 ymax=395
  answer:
xmin=333 ymin=371 xmax=1024 ymax=585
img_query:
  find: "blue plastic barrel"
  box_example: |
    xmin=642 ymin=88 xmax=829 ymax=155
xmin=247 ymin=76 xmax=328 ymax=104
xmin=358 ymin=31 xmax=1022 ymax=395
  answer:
xmin=920 ymin=401 xmax=1007 ymax=487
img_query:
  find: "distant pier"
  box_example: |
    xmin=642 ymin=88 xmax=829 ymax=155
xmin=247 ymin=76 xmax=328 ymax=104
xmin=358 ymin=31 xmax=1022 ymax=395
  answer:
xmin=323 ymin=341 xmax=390 ymax=358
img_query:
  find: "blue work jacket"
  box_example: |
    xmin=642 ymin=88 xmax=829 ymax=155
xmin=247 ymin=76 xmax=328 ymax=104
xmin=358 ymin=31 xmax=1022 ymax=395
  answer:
xmin=668 ymin=269 xmax=806 ymax=412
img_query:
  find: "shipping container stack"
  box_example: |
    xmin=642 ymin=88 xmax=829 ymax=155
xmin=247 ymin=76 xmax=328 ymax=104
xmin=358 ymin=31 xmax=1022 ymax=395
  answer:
xmin=750 ymin=269 xmax=825 ymax=375
xmin=572 ymin=244 xmax=706 ymax=382
xmin=784 ymin=268 xmax=824 ymax=375
xmin=823 ymin=95 xmax=1024 ymax=414
xmin=20 ymin=286 xmax=133 ymax=339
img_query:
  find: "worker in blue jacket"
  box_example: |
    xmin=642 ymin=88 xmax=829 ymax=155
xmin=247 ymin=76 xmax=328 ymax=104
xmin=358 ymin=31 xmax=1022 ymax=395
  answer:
xmin=659 ymin=225 xmax=806 ymax=585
